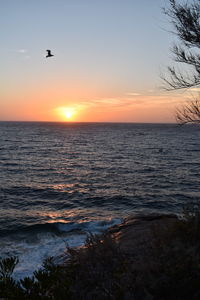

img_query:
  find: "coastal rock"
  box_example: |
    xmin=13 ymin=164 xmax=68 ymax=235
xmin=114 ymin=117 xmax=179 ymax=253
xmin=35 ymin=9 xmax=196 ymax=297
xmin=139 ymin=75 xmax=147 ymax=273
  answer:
xmin=108 ymin=213 xmax=178 ymax=257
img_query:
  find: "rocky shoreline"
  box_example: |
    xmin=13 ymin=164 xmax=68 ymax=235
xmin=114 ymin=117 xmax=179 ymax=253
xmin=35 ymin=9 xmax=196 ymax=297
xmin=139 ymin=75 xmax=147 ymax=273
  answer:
xmin=1 ymin=211 xmax=200 ymax=299
xmin=108 ymin=213 xmax=178 ymax=255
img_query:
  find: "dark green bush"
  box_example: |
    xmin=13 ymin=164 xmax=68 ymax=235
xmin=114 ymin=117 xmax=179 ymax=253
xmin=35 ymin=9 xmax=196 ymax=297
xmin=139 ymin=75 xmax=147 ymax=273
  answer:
xmin=1 ymin=207 xmax=200 ymax=299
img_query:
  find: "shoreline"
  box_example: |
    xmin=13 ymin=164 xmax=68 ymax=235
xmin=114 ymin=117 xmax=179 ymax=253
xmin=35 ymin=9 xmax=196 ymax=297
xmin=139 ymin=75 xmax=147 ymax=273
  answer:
xmin=108 ymin=213 xmax=178 ymax=252
xmin=1 ymin=211 xmax=200 ymax=299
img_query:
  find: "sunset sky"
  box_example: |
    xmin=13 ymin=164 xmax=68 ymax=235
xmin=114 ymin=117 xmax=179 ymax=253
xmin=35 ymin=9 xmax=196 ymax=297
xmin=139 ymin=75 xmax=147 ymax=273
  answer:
xmin=0 ymin=0 xmax=194 ymax=122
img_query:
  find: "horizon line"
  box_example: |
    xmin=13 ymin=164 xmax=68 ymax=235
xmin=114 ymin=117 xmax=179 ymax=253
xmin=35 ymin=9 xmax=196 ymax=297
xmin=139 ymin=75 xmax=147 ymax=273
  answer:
xmin=0 ymin=120 xmax=177 ymax=125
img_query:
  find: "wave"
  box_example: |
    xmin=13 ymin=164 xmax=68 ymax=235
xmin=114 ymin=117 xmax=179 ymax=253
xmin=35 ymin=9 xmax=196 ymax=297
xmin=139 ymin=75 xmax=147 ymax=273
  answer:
xmin=0 ymin=218 xmax=122 ymax=280
xmin=56 ymin=218 xmax=121 ymax=234
xmin=1 ymin=218 xmax=122 ymax=240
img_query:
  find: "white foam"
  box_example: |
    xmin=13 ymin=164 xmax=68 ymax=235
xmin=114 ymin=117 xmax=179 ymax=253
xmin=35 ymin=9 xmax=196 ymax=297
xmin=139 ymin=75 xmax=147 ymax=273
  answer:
xmin=0 ymin=218 xmax=122 ymax=280
xmin=57 ymin=218 xmax=121 ymax=234
xmin=12 ymin=233 xmax=86 ymax=279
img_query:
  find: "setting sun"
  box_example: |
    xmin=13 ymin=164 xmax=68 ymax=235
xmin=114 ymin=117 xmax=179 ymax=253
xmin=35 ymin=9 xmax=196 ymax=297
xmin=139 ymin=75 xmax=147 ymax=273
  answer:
xmin=64 ymin=110 xmax=73 ymax=120
xmin=55 ymin=106 xmax=77 ymax=121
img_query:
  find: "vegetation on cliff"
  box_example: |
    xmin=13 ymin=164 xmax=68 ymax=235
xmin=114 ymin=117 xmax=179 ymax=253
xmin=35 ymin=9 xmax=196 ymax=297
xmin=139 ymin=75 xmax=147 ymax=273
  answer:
xmin=0 ymin=206 xmax=200 ymax=299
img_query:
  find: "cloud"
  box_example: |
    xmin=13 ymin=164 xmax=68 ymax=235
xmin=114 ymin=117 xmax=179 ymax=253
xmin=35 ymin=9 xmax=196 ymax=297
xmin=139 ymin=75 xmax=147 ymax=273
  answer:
xmin=189 ymin=87 xmax=200 ymax=92
xmin=126 ymin=92 xmax=141 ymax=96
xmin=12 ymin=49 xmax=30 ymax=59
xmin=77 ymin=96 xmax=146 ymax=111
xmin=53 ymin=92 xmax=184 ymax=116
xmin=17 ymin=49 xmax=27 ymax=53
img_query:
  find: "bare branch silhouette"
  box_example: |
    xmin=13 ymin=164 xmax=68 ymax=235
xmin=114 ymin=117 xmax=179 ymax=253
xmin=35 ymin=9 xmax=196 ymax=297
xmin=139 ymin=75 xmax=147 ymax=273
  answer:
xmin=176 ymin=98 xmax=200 ymax=124
xmin=163 ymin=0 xmax=200 ymax=125
xmin=163 ymin=0 xmax=200 ymax=90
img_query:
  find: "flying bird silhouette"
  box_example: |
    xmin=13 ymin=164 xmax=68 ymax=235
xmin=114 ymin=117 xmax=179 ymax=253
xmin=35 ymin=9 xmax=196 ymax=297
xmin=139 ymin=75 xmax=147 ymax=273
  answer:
xmin=46 ymin=50 xmax=54 ymax=58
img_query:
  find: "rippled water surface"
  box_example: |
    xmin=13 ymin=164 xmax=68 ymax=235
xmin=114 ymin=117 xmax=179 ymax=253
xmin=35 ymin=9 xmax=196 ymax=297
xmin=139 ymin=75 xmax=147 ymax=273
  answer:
xmin=0 ymin=122 xmax=199 ymax=277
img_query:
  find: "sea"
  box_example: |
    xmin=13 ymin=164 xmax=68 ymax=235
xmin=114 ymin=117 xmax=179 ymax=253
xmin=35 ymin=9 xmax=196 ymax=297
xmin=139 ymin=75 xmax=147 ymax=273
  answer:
xmin=0 ymin=122 xmax=199 ymax=279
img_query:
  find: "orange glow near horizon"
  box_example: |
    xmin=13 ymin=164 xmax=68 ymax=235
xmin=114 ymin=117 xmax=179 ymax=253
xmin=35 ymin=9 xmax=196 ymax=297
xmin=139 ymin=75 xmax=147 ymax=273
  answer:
xmin=0 ymin=87 xmax=186 ymax=123
xmin=2 ymin=0 xmax=192 ymax=124
xmin=55 ymin=106 xmax=78 ymax=121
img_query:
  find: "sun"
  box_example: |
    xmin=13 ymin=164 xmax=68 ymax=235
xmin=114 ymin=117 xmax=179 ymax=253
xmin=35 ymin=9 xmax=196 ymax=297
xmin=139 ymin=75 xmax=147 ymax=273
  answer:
xmin=55 ymin=106 xmax=76 ymax=121
xmin=54 ymin=106 xmax=81 ymax=121
xmin=65 ymin=110 xmax=73 ymax=120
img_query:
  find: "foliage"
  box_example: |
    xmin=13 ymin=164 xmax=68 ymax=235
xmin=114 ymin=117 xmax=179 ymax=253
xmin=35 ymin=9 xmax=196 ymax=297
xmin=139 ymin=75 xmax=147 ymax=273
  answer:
xmin=163 ymin=0 xmax=200 ymax=124
xmin=163 ymin=0 xmax=200 ymax=90
xmin=1 ymin=209 xmax=200 ymax=299
xmin=176 ymin=98 xmax=200 ymax=124
xmin=0 ymin=256 xmax=18 ymax=279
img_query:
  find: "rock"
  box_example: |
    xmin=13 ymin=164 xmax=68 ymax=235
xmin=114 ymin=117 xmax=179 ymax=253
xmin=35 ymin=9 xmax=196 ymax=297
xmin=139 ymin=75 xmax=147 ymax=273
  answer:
xmin=108 ymin=213 xmax=178 ymax=257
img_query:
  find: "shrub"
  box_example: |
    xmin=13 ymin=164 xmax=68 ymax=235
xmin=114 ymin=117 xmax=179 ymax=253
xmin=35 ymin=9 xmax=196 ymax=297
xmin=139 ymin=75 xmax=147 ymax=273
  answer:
xmin=1 ymin=207 xmax=200 ymax=299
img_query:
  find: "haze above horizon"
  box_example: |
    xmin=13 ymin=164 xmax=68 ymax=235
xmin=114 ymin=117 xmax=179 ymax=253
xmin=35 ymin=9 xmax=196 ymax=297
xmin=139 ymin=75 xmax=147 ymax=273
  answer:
xmin=0 ymin=0 xmax=192 ymax=123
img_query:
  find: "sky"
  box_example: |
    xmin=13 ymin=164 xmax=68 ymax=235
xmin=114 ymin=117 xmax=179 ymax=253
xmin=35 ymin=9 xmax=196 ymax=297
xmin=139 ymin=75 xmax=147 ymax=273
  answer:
xmin=0 ymin=0 xmax=193 ymax=122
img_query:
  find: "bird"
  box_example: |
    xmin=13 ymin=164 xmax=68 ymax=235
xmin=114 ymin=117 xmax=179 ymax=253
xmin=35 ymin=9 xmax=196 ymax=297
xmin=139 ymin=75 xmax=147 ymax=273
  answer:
xmin=46 ymin=49 xmax=54 ymax=58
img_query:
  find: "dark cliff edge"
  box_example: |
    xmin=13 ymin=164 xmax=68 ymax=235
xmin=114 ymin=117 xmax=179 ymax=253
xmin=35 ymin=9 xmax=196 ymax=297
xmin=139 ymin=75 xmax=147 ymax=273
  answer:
xmin=1 ymin=212 xmax=200 ymax=299
xmin=109 ymin=213 xmax=178 ymax=255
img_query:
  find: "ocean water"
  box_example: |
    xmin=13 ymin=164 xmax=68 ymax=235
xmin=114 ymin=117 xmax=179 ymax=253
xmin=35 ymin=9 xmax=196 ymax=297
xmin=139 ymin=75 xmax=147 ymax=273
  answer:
xmin=0 ymin=122 xmax=199 ymax=278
